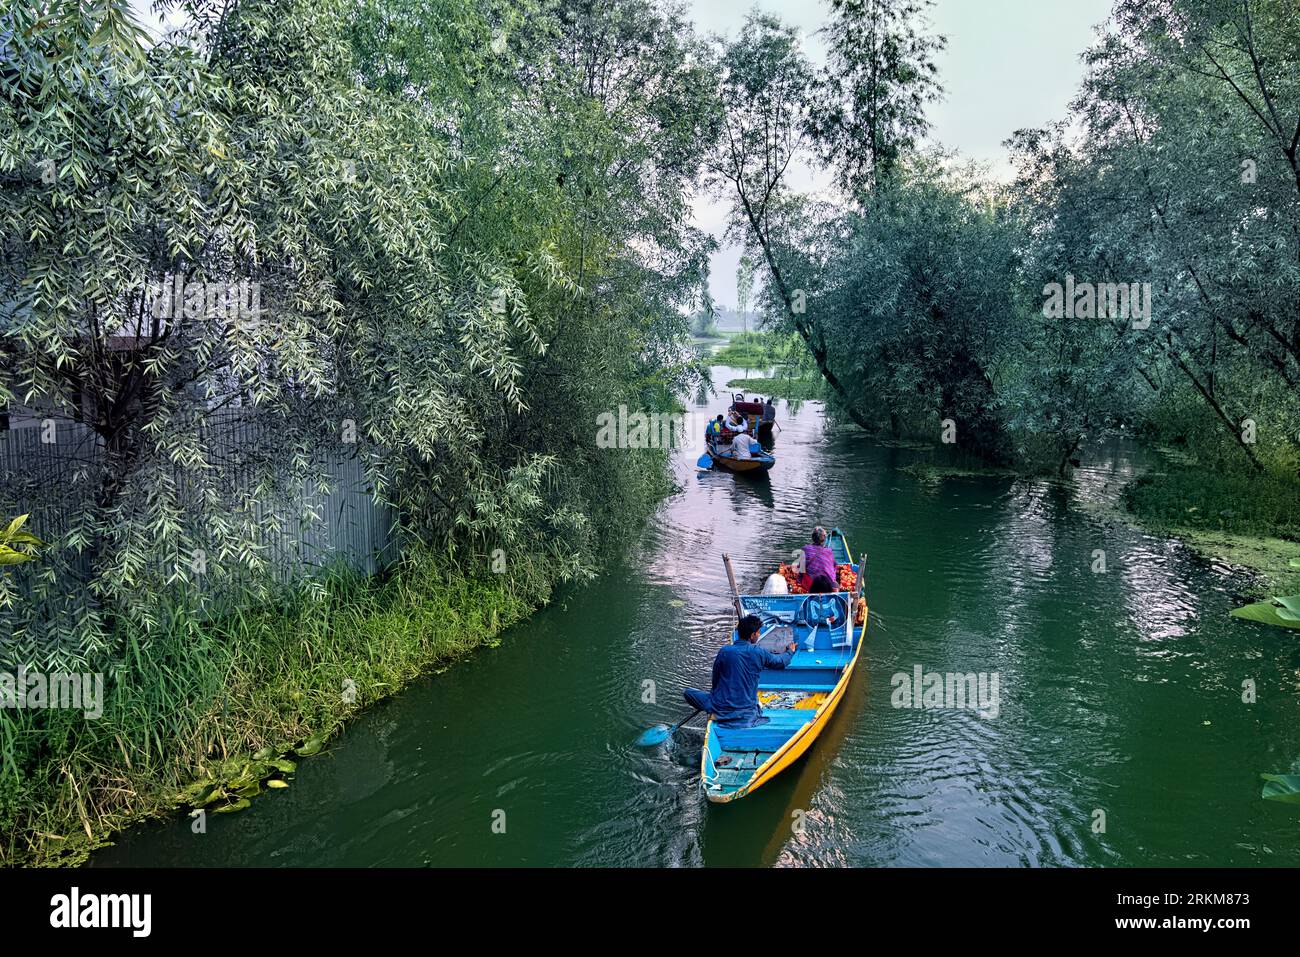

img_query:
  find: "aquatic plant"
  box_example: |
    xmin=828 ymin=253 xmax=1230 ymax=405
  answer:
xmin=1230 ymin=596 xmax=1300 ymax=631
xmin=1261 ymin=774 xmax=1300 ymax=805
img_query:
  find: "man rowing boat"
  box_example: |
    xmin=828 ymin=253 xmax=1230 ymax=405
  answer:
xmin=683 ymin=614 xmax=797 ymax=728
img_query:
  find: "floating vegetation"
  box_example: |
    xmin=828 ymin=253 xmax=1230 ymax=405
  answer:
xmin=1230 ymin=595 xmax=1300 ymax=631
xmin=1261 ymin=773 xmax=1300 ymax=805
xmin=900 ymin=463 xmax=1020 ymax=484
xmin=178 ymin=742 xmax=312 ymax=814
xmin=725 ymin=376 xmax=822 ymax=401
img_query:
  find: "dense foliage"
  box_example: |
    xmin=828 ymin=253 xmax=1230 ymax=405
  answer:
xmin=718 ymin=0 xmax=1299 ymax=484
xmin=0 ymin=0 xmax=724 ymax=865
xmin=0 ymin=0 xmax=717 ymax=669
xmin=0 ymin=0 xmax=1296 ymax=866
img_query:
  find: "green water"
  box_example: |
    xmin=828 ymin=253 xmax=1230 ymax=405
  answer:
xmin=93 ymin=368 xmax=1300 ymax=867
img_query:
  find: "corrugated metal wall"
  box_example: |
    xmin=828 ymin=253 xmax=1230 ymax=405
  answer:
xmin=0 ymin=414 xmax=399 ymax=613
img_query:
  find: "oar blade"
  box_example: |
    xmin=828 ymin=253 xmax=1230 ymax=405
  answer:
xmin=636 ymin=724 xmax=672 ymax=747
xmin=696 ymin=451 xmax=713 ymax=470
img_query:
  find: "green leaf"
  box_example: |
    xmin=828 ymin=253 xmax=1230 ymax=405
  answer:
xmin=2 ymin=514 xmax=29 ymax=541
xmin=1229 ymin=597 xmax=1300 ymax=630
xmin=213 ymin=798 xmax=252 ymax=813
xmin=1260 ymin=774 xmax=1300 ymax=805
xmin=1274 ymin=595 xmax=1300 ymax=616
xmin=179 ymin=781 xmax=219 ymax=805
xmin=295 ymin=732 xmax=329 ymax=756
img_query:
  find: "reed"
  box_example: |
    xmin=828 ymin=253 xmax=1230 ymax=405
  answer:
xmin=0 ymin=550 xmax=555 ymax=867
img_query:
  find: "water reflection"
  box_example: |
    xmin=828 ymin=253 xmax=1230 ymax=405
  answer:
xmin=91 ymin=366 xmax=1300 ymax=869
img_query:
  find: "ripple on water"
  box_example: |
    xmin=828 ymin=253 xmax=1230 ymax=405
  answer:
xmin=89 ymin=372 xmax=1300 ymax=869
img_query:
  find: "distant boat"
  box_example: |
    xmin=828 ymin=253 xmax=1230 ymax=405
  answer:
xmin=729 ymin=393 xmax=776 ymax=438
xmin=700 ymin=529 xmax=866 ymax=803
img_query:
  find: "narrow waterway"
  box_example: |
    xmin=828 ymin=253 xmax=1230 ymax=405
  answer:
xmin=93 ymin=365 xmax=1300 ymax=867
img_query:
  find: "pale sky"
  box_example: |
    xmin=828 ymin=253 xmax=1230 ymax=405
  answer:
xmin=690 ymin=0 xmax=1114 ymax=307
xmin=128 ymin=0 xmax=1114 ymax=308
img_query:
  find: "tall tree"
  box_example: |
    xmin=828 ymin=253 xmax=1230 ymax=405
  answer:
xmin=708 ymin=12 xmax=872 ymax=429
xmin=815 ymin=155 xmax=1024 ymax=463
xmin=807 ymin=0 xmax=946 ymax=196
xmin=0 ymin=0 xmax=719 ymax=665
xmin=1059 ymin=0 xmax=1300 ymax=471
xmin=735 ymin=254 xmax=755 ymax=334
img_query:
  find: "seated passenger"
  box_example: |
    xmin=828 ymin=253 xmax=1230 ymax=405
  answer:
xmin=706 ymin=414 xmax=726 ymax=443
xmin=794 ymin=525 xmax=838 ymax=593
xmin=683 ymin=615 xmax=797 ymax=728
xmin=730 ymin=429 xmax=753 ymax=460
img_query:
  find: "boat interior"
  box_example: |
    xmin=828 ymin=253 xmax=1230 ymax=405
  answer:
xmin=708 ymin=436 xmax=774 ymax=463
xmin=702 ymin=588 xmax=861 ymax=796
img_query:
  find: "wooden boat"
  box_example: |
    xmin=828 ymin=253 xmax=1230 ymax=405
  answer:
xmin=701 ymin=529 xmax=866 ymax=803
xmin=706 ymin=435 xmax=775 ymax=473
xmin=730 ymin=393 xmax=776 ymax=438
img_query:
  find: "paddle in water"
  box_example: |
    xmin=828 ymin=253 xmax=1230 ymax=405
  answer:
xmin=636 ymin=708 xmax=702 ymax=747
xmin=696 ymin=450 xmax=713 ymax=470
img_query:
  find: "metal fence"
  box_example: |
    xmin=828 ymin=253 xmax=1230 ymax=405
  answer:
xmin=0 ymin=413 xmax=399 ymax=612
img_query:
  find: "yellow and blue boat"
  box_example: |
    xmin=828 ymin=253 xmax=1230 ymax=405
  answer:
xmin=706 ymin=434 xmax=775 ymax=473
xmin=700 ymin=530 xmax=867 ymax=803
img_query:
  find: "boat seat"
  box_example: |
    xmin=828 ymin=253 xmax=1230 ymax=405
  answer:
xmin=715 ymin=709 xmax=811 ymax=752
xmin=759 ymin=675 xmax=839 ymax=691
xmin=784 ymin=648 xmax=853 ymax=670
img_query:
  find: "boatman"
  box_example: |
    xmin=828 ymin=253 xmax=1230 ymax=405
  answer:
xmin=683 ymin=614 xmax=797 ymax=728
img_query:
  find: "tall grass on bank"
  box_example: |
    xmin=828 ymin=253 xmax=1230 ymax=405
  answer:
xmin=712 ymin=331 xmax=802 ymax=369
xmin=1124 ymin=467 xmax=1300 ymax=542
xmin=0 ymin=551 xmax=554 ymax=867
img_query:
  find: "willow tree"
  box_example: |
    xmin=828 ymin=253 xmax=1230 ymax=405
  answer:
xmin=1048 ymin=0 xmax=1300 ymax=472
xmin=817 ymin=156 xmax=1025 ymax=463
xmin=0 ymin=0 xmax=717 ymax=669
xmin=707 ymin=13 xmax=873 ymax=430
xmin=709 ymin=7 xmax=954 ymax=435
xmin=808 ymin=0 xmax=946 ymax=196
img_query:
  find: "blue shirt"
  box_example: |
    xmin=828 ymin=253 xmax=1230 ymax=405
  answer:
xmin=710 ymin=638 xmax=794 ymax=725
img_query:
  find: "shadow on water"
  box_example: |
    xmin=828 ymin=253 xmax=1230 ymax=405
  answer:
xmin=701 ymin=668 xmax=872 ymax=868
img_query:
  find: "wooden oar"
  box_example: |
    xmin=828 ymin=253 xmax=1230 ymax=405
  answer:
xmin=635 ymin=709 xmax=703 ymax=747
xmin=723 ymin=553 xmax=744 ymax=622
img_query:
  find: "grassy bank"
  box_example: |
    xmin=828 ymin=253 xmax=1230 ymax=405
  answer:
xmin=713 ymin=331 xmax=804 ymax=368
xmin=726 ymin=376 xmax=823 ymax=401
xmin=1123 ymin=466 xmax=1300 ymax=593
xmin=0 ymin=552 xmax=560 ymax=867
